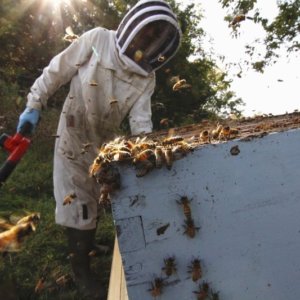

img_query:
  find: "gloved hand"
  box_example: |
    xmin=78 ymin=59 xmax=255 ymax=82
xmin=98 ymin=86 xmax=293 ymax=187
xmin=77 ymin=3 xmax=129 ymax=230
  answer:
xmin=17 ymin=107 xmax=40 ymax=134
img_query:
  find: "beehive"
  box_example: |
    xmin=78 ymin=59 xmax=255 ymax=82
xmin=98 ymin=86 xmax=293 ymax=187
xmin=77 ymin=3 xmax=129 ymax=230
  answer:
xmin=107 ymin=112 xmax=300 ymax=300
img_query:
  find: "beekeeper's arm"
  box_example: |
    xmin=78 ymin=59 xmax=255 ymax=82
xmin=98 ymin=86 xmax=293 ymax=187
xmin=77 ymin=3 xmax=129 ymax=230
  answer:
xmin=17 ymin=28 xmax=98 ymax=132
xmin=129 ymin=74 xmax=156 ymax=135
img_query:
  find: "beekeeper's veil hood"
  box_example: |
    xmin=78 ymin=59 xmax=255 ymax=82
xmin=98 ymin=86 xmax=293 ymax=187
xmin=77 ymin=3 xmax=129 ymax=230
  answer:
xmin=116 ymin=0 xmax=181 ymax=76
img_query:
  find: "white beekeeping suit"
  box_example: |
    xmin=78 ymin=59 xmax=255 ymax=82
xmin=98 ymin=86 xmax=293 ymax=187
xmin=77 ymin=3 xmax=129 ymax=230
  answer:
xmin=18 ymin=0 xmax=181 ymax=297
xmin=23 ymin=0 xmax=181 ymax=230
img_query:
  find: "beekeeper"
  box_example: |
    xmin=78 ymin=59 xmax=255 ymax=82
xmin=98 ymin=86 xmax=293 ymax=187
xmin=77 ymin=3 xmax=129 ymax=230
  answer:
xmin=17 ymin=0 xmax=181 ymax=298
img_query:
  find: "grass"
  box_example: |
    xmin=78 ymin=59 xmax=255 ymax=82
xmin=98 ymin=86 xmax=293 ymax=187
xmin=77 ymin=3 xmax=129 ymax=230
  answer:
xmin=0 ymin=117 xmax=115 ymax=300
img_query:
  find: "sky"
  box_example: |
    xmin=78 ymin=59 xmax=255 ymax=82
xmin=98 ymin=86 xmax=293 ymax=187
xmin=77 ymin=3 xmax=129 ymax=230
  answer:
xmin=178 ymin=0 xmax=300 ymax=117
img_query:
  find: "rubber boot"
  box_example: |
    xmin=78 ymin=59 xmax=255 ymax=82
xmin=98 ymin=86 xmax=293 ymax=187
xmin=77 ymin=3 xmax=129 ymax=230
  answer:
xmin=66 ymin=227 xmax=106 ymax=299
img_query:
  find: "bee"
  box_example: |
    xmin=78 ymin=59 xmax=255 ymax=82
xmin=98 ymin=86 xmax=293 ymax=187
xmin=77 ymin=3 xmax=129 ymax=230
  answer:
xmin=89 ymin=158 xmax=109 ymax=178
xmin=135 ymin=159 xmax=155 ymax=177
xmin=219 ymin=125 xmax=231 ymax=141
xmin=88 ymin=249 xmax=97 ymax=257
xmin=187 ymin=258 xmax=202 ymax=282
xmin=199 ymin=130 xmax=210 ymax=143
xmin=94 ymin=163 xmax=121 ymax=187
xmin=89 ymin=157 xmax=102 ymax=176
xmin=231 ymin=14 xmax=253 ymax=26
xmin=171 ymin=142 xmax=193 ymax=160
xmin=63 ymin=26 xmax=79 ymax=42
xmin=211 ymin=290 xmax=220 ymax=300
xmin=164 ymin=147 xmax=173 ymax=170
xmin=118 ymin=145 xmax=132 ymax=153
xmin=123 ymin=140 xmax=135 ymax=150
xmin=34 ymin=277 xmax=46 ymax=293
xmin=231 ymin=14 xmax=246 ymax=26
xmin=80 ymin=142 xmax=92 ymax=154
xmin=133 ymin=49 xmax=143 ymax=62
xmin=176 ymin=196 xmax=192 ymax=219
xmin=193 ymin=282 xmax=210 ymax=300
xmin=148 ymin=277 xmax=164 ymax=298
xmin=88 ymin=244 xmax=110 ymax=256
xmin=172 ymin=78 xmax=191 ymax=91
xmin=133 ymin=149 xmax=155 ymax=163
xmin=159 ymin=118 xmax=169 ymax=128
xmin=229 ymin=127 xmax=239 ymax=136
xmin=171 ymin=145 xmax=186 ymax=161
xmin=16 ymin=213 xmax=40 ymax=231
xmin=158 ymin=54 xmax=166 ymax=62
xmin=154 ymin=146 xmax=164 ymax=168
xmin=111 ymin=150 xmax=132 ymax=162
xmin=99 ymin=183 xmax=112 ymax=206
xmin=140 ymin=141 xmax=156 ymax=151
xmin=211 ymin=124 xmax=223 ymax=140
xmin=55 ymin=274 xmax=72 ymax=287
xmin=183 ymin=218 xmax=200 ymax=238
xmin=0 ymin=221 xmax=37 ymax=252
xmin=162 ymin=256 xmax=177 ymax=277
xmin=63 ymin=192 xmax=77 ymax=206
xmin=176 ymin=140 xmax=193 ymax=152
xmin=162 ymin=135 xmax=184 ymax=146
xmin=89 ymin=80 xmax=98 ymax=86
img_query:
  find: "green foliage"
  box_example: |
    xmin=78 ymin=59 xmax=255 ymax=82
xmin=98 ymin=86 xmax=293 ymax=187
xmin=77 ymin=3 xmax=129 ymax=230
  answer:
xmin=219 ymin=0 xmax=300 ymax=71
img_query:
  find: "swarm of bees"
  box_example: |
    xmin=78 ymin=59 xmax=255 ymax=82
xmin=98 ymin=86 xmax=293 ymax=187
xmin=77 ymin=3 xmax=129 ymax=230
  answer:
xmin=89 ymin=135 xmax=195 ymax=205
xmin=0 ymin=212 xmax=40 ymax=253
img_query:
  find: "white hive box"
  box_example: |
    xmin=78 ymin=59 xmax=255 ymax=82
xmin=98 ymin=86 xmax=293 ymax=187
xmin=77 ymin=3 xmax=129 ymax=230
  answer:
xmin=110 ymin=116 xmax=300 ymax=300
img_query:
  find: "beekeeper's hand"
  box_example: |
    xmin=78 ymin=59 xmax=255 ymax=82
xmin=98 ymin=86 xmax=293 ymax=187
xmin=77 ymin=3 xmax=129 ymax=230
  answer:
xmin=17 ymin=107 xmax=40 ymax=134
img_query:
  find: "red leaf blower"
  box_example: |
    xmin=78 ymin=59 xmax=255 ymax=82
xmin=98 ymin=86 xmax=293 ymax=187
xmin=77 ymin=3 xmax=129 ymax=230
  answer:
xmin=0 ymin=122 xmax=32 ymax=186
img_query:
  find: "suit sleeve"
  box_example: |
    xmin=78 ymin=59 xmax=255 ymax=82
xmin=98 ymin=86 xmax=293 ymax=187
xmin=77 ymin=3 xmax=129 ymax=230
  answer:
xmin=129 ymin=74 xmax=156 ymax=135
xmin=26 ymin=28 xmax=99 ymax=110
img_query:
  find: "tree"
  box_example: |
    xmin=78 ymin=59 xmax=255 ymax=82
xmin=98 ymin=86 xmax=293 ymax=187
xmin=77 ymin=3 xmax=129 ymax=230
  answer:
xmin=0 ymin=0 xmax=244 ymax=134
xmin=219 ymin=0 xmax=300 ymax=72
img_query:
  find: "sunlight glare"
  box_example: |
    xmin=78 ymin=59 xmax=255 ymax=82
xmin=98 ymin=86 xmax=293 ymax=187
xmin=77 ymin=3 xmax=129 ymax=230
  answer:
xmin=43 ymin=0 xmax=71 ymax=9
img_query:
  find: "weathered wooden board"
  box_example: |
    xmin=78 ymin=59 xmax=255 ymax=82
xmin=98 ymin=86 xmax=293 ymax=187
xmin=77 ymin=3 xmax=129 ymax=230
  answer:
xmin=111 ymin=128 xmax=300 ymax=300
xmin=107 ymin=237 xmax=129 ymax=300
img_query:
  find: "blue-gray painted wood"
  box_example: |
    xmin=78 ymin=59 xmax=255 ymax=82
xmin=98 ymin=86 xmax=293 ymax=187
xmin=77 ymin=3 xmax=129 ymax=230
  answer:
xmin=111 ymin=129 xmax=300 ymax=300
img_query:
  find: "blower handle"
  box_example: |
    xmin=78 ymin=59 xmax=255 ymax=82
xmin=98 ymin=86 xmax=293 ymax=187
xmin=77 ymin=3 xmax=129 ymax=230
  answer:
xmin=0 ymin=121 xmax=32 ymax=186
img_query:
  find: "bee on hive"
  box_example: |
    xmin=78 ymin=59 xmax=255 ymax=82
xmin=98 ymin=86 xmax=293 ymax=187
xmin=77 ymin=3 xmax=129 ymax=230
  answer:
xmin=187 ymin=258 xmax=202 ymax=282
xmin=183 ymin=217 xmax=200 ymax=238
xmin=176 ymin=196 xmax=192 ymax=220
xmin=162 ymin=256 xmax=177 ymax=277
xmin=148 ymin=277 xmax=165 ymax=298
xmin=193 ymin=281 xmax=210 ymax=300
